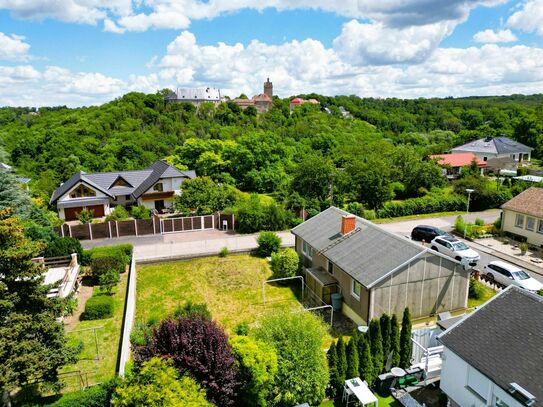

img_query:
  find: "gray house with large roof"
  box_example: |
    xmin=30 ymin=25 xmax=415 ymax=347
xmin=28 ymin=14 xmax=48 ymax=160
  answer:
xmin=439 ymin=286 xmax=543 ymax=407
xmin=451 ymin=136 xmax=533 ymax=164
xmin=50 ymin=160 xmax=196 ymax=221
xmin=291 ymin=207 xmax=469 ymax=325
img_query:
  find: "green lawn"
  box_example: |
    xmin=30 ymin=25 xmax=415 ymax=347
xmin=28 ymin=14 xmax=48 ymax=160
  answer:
xmin=136 ymin=254 xmax=303 ymax=332
xmin=60 ymin=273 xmax=128 ymax=390
xmin=468 ymin=281 xmax=496 ymax=308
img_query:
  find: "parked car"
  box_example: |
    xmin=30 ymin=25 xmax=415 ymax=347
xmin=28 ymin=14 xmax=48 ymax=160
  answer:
xmin=411 ymin=225 xmax=451 ymax=242
xmin=430 ymin=235 xmax=480 ymax=267
xmin=484 ymin=260 xmax=543 ymax=292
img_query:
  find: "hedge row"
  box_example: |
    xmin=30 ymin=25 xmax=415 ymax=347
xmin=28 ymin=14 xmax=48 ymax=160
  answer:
xmin=82 ymin=295 xmax=114 ymax=320
xmin=377 ymin=194 xmax=467 ymax=218
xmin=84 ymin=244 xmax=133 ymax=282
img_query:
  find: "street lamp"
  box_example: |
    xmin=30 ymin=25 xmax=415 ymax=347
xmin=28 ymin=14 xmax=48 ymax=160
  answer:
xmin=464 ymin=189 xmax=475 ymax=239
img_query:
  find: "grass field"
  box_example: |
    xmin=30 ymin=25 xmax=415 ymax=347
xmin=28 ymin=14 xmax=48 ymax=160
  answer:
xmin=136 ymin=254 xmax=304 ymax=331
xmin=468 ymin=281 xmax=496 ymax=308
xmin=60 ymin=273 xmax=128 ymax=390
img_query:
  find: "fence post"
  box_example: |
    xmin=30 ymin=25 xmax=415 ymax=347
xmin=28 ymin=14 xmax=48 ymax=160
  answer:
xmin=88 ymin=223 xmax=93 ymax=240
xmin=108 ymin=221 xmax=112 ymax=239
xmin=152 ymin=216 xmax=156 ymax=234
xmin=60 ymin=224 xmax=65 ymax=237
xmin=116 ymin=221 xmax=119 ymax=238
xmin=232 ymin=213 xmax=235 ymax=232
xmin=191 ymin=217 xmax=194 ymax=231
xmin=134 ymin=219 xmax=138 ymax=236
xmin=212 ymin=213 xmax=215 ymax=229
xmin=201 ymin=215 xmax=204 ymax=230
xmin=68 ymin=223 xmax=72 ymax=237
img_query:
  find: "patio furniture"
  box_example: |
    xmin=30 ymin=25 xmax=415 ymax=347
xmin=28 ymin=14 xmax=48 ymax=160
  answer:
xmin=391 ymin=367 xmax=407 ymax=378
xmin=343 ymin=378 xmax=378 ymax=406
xmin=398 ymin=375 xmax=419 ymax=389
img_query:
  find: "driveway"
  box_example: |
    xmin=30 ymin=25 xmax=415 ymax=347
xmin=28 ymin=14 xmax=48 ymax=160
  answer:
xmin=82 ymin=229 xmax=295 ymax=262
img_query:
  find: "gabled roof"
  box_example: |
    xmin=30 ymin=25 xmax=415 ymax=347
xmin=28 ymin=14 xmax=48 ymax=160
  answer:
xmin=291 ymin=207 xmax=430 ymax=287
xmin=452 ymin=136 xmax=533 ymax=155
xmin=501 ymin=187 xmax=543 ymax=218
xmin=439 ymin=286 xmax=543 ymax=406
xmin=431 ymin=153 xmax=486 ymax=168
xmin=50 ymin=161 xmax=196 ymax=204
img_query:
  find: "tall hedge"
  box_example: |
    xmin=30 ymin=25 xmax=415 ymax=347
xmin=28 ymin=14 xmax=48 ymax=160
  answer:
xmin=399 ymin=308 xmax=412 ymax=369
xmin=368 ymin=319 xmax=384 ymax=374
xmin=377 ymin=194 xmax=466 ymax=218
xmin=44 ymin=237 xmax=84 ymax=260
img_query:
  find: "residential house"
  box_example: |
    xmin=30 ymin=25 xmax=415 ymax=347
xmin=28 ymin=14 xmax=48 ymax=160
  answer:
xmin=451 ymin=136 xmax=533 ymax=164
xmin=501 ymin=187 xmax=543 ymax=246
xmin=165 ymin=87 xmax=223 ymax=106
xmin=431 ymin=152 xmax=486 ymax=179
xmin=232 ymin=78 xmax=274 ymax=113
xmin=289 ymin=97 xmax=320 ymax=110
xmin=291 ymin=207 xmax=469 ymax=325
xmin=439 ymin=286 xmax=542 ymax=407
xmin=50 ymin=160 xmax=196 ymax=221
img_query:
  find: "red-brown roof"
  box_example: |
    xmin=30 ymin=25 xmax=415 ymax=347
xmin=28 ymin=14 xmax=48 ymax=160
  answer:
xmin=430 ymin=153 xmax=487 ymax=168
xmin=252 ymin=93 xmax=272 ymax=102
xmin=502 ymin=187 xmax=543 ymax=218
xmin=290 ymin=98 xmax=304 ymax=105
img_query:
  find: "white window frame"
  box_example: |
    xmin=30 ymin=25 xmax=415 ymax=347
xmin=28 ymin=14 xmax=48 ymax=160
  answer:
xmin=351 ymin=280 xmax=361 ymax=300
xmin=538 ymin=220 xmax=543 ymax=235
xmin=515 ymin=214 xmax=525 ymax=228
xmin=302 ymin=241 xmax=314 ymax=259
xmin=526 ymin=217 xmax=535 ymax=231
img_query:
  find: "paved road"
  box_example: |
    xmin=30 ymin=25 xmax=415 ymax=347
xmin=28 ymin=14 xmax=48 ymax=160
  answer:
xmin=379 ymin=209 xmax=543 ymax=283
xmin=82 ymin=229 xmax=295 ymax=262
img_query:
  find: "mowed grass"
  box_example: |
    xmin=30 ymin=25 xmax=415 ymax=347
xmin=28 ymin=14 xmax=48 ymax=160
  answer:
xmin=136 ymin=254 xmax=303 ymax=331
xmin=468 ymin=282 xmax=496 ymax=308
xmin=61 ymin=273 xmax=128 ymax=390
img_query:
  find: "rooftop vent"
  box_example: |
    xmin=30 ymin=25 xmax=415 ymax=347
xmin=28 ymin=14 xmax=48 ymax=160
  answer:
xmin=508 ymin=382 xmax=536 ymax=406
xmin=484 ymin=136 xmax=493 ymax=142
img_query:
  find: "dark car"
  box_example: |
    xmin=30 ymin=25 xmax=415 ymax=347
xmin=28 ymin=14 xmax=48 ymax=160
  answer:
xmin=411 ymin=225 xmax=451 ymax=242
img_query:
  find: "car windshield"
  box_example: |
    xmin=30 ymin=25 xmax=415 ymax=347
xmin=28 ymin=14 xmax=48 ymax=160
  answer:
xmin=435 ymin=228 xmax=448 ymax=236
xmin=452 ymin=242 xmax=469 ymax=251
xmin=512 ymin=270 xmax=530 ymax=280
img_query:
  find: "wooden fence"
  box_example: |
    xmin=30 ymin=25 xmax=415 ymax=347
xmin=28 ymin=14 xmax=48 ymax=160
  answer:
xmin=56 ymin=213 xmax=235 ymax=241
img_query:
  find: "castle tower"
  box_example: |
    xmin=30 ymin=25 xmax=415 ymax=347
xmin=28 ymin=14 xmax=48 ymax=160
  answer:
xmin=264 ymin=78 xmax=273 ymax=99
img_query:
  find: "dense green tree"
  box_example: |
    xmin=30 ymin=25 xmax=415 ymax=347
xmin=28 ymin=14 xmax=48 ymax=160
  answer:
xmin=0 ymin=170 xmax=32 ymax=219
xmin=270 ymin=248 xmax=299 ymax=278
xmin=230 ymin=335 xmax=278 ymax=407
xmin=174 ymin=177 xmax=237 ymax=215
xmin=346 ymin=335 xmax=359 ymax=379
xmin=346 ymin=157 xmax=394 ymax=210
xmin=327 ymin=341 xmax=340 ymax=399
xmin=368 ymin=319 xmax=384 ymax=373
xmin=357 ymin=334 xmax=376 ymax=386
xmin=290 ymin=154 xmax=335 ymax=203
xmin=336 ymin=336 xmax=347 ymax=384
xmin=399 ymin=308 xmax=412 ymax=369
xmin=255 ymin=311 xmax=329 ymax=407
xmin=390 ymin=314 xmax=401 ymax=367
xmin=0 ymin=213 xmax=77 ymax=398
xmin=380 ymin=314 xmax=392 ymax=368
xmin=113 ymin=357 xmax=212 ymax=406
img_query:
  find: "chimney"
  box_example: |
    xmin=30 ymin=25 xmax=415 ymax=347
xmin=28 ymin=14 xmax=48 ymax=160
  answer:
xmin=341 ymin=215 xmax=356 ymax=235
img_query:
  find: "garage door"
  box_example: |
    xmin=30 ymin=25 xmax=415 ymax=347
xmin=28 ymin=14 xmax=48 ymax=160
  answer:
xmin=64 ymin=205 xmax=105 ymax=221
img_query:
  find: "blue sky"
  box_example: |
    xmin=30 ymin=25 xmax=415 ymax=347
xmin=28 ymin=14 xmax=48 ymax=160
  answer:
xmin=1 ymin=0 xmax=543 ymax=106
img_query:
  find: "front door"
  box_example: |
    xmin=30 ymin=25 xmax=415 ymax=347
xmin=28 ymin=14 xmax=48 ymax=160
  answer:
xmin=154 ymin=200 xmax=165 ymax=213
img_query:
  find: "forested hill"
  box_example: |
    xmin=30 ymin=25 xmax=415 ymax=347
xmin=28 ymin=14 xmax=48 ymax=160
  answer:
xmin=0 ymin=91 xmax=542 ymax=205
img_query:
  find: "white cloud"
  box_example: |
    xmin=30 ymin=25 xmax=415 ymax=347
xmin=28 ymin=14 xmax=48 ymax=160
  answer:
xmin=473 ymin=28 xmax=517 ymax=43
xmin=507 ymin=0 xmax=543 ymax=36
xmin=333 ymin=20 xmax=457 ymax=65
xmin=0 ymin=32 xmax=31 ymax=60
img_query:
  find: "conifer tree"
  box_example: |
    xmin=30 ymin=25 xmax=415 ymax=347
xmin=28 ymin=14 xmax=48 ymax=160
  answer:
xmin=380 ymin=314 xmax=392 ymax=368
xmin=346 ymin=336 xmax=359 ymax=379
xmin=327 ymin=342 xmax=339 ymax=398
xmin=390 ymin=314 xmax=401 ymax=367
xmin=369 ymin=319 xmax=384 ymax=373
xmin=399 ymin=307 xmax=412 ymax=369
xmin=336 ymin=336 xmax=347 ymax=384
xmin=357 ymin=334 xmax=376 ymax=386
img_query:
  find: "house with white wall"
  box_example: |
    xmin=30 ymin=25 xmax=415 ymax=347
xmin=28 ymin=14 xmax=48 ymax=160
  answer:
xmin=501 ymin=187 xmax=543 ymax=247
xmin=451 ymin=136 xmax=533 ymax=164
xmin=50 ymin=160 xmax=196 ymax=220
xmin=438 ymin=286 xmax=542 ymax=407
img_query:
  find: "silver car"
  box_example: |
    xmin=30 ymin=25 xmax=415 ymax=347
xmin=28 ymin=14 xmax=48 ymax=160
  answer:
xmin=484 ymin=260 xmax=543 ymax=292
xmin=430 ymin=235 xmax=480 ymax=268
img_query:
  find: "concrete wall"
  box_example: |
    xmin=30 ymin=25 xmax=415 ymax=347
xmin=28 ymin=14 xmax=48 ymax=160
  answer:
xmin=503 ymin=209 xmax=543 ymax=247
xmin=371 ymin=253 xmax=469 ymax=320
xmin=441 ymin=347 xmax=523 ymax=407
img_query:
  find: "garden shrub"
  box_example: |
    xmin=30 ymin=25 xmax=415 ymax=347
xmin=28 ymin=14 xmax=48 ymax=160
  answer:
xmin=48 ymin=382 xmax=110 ymax=406
xmin=256 ymin=231 xmax=281 ymax=257
xmin=130 ymin=322 xmax=151 ymax=347
xmin=130 ymin=205 xmax=150 ymax=219
xmin=105 ymin=205 xmax=129 ymax=222
xmin=98 ymin=268 xmax=120 ymax=293
xmin=469 ymin=277 xmax=485 ymax=300
xmin=77 ymin=208 xmax=94 ymax=224
xmin=44 ymin=237 xmax=84 ymax=260
xmin=255 ymin=311 xmax=329 ymax=406
xmin=230 ymin=335 xmax=278 ymax=407
xmin=377 ymin=194 xmax=466 ymax=218
xmin=234 ymin=321 xmax=249 ymax=336
xmin=133 ymin=315 xmax=238 ymax=406
xmin=82 ymin=295 xmax=114 ymax=320
xmin=475 ymin=218 xmax=485 ymax=226
xmin=271 ymin=248 xmax=299 ymax=278
xmin=219 ymin=247 xmax=229 ymax=257
xmin=90 ymin=256 xmax=124 ymax=283
xmin=454 ymin=215 xmax=466 ymax=234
